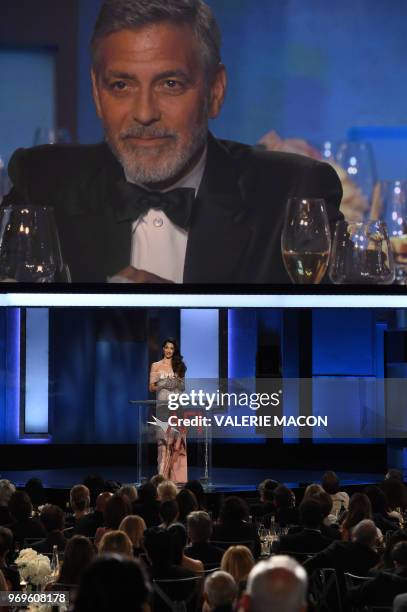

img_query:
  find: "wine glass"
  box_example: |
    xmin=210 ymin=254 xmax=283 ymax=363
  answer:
xmin=33 ymin=127 xmax=72 ymax=146
xmin=376 ymin=180 xmax=407 ymax=284
xmin=281 ymin=198 xmax=331 ymax=284
xmin=329 ymin=220 xmax=395 ymax=284
xmin=335 ymin=141 xmax=377 ymax=220
xmin=0 ymin=206 xmax=69 ymax=282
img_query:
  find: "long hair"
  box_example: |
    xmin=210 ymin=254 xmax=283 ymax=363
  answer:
xmin=162 ymin=338 xmax=187 ymax=378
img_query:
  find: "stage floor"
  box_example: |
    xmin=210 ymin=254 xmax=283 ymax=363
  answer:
xmin=0 ymin=465 xmax=385 ymax=492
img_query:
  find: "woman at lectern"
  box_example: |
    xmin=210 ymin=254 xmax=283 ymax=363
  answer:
xmin=149 ymin=339 xmax=187 ymax=483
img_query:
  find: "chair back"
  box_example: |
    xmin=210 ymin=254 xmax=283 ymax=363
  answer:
xmin=153 ymin=575 xmax=203 ymax=612
xmin=309 ymin=567 xmax=343 ymax=612
xmin=278 ymin=550 xmax=316 ymax=564
xmin=344 ymin=571 xmax=373 ymax=590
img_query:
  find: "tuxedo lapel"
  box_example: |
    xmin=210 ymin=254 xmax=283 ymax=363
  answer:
xmin=62 ymin=144 xmax=133 ymax=280
xmin=183 ymin=134 xmax=254 ymax=283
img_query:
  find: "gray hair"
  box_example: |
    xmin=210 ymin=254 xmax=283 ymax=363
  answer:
xmin=246 ymin=555 xmax=308 ymax=612
xmin=0 ymin=480 xmax=16 ymax=507
xmin=204 ymin=571 xmax=237 ymax=609
xmin=118 ymin=485 xmax=138 ymax=503
xmin=91 ymin=0 xmax=222 ymax=80
xmin=187 ymin=510 xmax=212 ymax=542
xmin=351 ymin=519 xmax=378 ymax=548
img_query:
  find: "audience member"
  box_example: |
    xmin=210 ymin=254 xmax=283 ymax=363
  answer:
xmin=274 ymin=499 xmax=332 ymax=555
xmin=98 ymin=530 xmax=133 ymax=557
xmin=24 ymin=478 xmax=46 ymax=512
xmin=95 ymin=493 xmax=132 ymax=545
xmin=212 ymin=497 xmax=261 ymax=558
xmin=203 ymin=570 xmax=237 ymax=612
xmin=159 ymin=500 xmax=179 ymax=528
xmin=168 ymin=522 xmax=204 ymax=572
xmin=144 ymin=527 xmax=195 ymax=580
xmin=394 ymin=592 xmax=407 ymax=612
xmin=83 ymin=475 xmax=106 ymax=508
xmin=0 ymin=527 xmax=20 ymax=590
xmin=74 ymin=491 xmax=112 ymax=538
xmin=51 ymin=535 xmax=95 ymax=587
xmin=244 ymin=555 xmax=308 ymax=612
xmin=303 ymin=486 xmax=337 ymax=527
xmin=304 ymin=519 xmax=380 ymax=595
xmin=382 ymin=474 xmax=407 ymax=513
xmin=321 ymin=471 xmax=349 ymax=516
xmin=185 ymin=510 xmax=223 ymax=567
xmin=8 ymin=491 xmax=46 ymax=549
xmin=119 ymin=515 xmax=146 ymax=557
xmin=66 ymin=485 xmax=91 ymax=528
xmin=133 ymin=483 xmax=161 ymax=527
xmin=378 ymin=528 xmax=407 ymax=571
xmin=269 ymin=485 xmax=299 ymax=528
xmin=117 ymin=484 xmax=138 ymax=505
xmin=349 ymin=541 xmax=407 ymax=608
xmin=33 ymin=504 xmax=67 ymax=553
xmin=157 ymin=480 xmax=178 ymax=502
xmin=340 ymin=493 xmax=373 ymax=541
xmin=250 ymin=479 xmax=278 ymax=521
xmin=184 ymin=480 xmax=206 ymax=510
xmin=176 ymin=489 xmax=198 ymax=524
xmin=73 ymin=554 xmax=151 ymax=612
xmin=221 ymin=545 xmax=254 ymax=596
xmin=0 ymin=480 xmax=15 ymax=526
xmin=365 ymin=485 xmax=400 ymax=533
xmin=150 ymin=474 xmax=167 ymax=489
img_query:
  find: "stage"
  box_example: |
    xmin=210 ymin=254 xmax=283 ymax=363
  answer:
xmin=0 ymin=465 xmax=385 ymax=493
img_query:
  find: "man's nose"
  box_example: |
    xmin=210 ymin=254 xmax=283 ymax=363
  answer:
xmin=132 ymin=88 xmax=161 ymax=125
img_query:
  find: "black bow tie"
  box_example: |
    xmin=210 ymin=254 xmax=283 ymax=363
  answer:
xmin=116 ymin=181 xmax=195 ymax=230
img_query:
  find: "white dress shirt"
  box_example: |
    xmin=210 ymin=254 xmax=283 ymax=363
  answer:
xmin=129 ymin=147 xmax=207 ymax=283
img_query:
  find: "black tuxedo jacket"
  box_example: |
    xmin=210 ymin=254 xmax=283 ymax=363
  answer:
xmin=275 ymin=528 xmax=333 ymax=554
xmin=4 ymin=133 xmax=343 ymax=283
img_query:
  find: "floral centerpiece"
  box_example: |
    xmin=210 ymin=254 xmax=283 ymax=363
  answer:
xmin=15 ymin=548 xmax=52 ymax=589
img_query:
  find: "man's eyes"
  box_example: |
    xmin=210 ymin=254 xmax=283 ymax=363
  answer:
xmin=109 ymin=80 xmax=128 ymax=91
xmin=106 ymin=79 xmax=187 ymax=94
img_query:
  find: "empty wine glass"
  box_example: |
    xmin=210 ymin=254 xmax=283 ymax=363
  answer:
xmin=0 ymin=206 xmax=68 ymax=282
xmin=281 ymin=198 xmax=331 ymax=284
xmin=335 ymin=141 xmax=377 ymax=220
xmin=329 ymin=220 xmax=395 ymax=284
xmin=376 ymin=180 xmax=407 ymax=284
xmin=33 ymin=127 xmax=72 ymax=146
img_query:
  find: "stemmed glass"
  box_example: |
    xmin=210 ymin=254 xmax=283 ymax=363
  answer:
xmin=329 ymin=220 xmax=395 ymax=284
xmin=376 ymin=180 xmax=407 ymax=284
xmin=0 ymin=206 xmax=69 ymax=282
xmin=335 ymin=141 xmax=376 ymax=220
xmin=281 ymin=198 xmax=331 ymax=284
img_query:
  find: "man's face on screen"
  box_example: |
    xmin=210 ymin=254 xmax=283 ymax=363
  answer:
xmin=91 ymin=23 xmax=226 ymax=189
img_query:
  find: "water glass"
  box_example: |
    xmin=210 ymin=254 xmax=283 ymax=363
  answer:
xmin=0 ymin=206 xmax=67 ymax=282
xmin=329 ymin=220 xmax=395 ymax=284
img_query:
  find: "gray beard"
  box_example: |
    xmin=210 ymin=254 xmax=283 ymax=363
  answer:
xmin=107 ymin=123 xmax=208 ymax=187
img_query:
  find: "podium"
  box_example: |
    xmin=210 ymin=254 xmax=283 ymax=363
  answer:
xmin=129 ymin=400 xmax=212 ymax=488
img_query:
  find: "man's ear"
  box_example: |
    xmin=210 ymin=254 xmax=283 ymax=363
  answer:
xmin=208 ymin=64 xmax=227 ymax=119
xmin=91 ymin=69 xmax=103 ymax=119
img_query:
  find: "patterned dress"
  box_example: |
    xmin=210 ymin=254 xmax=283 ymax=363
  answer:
xmin=150 ymin=361 xmax=187 ymax=483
